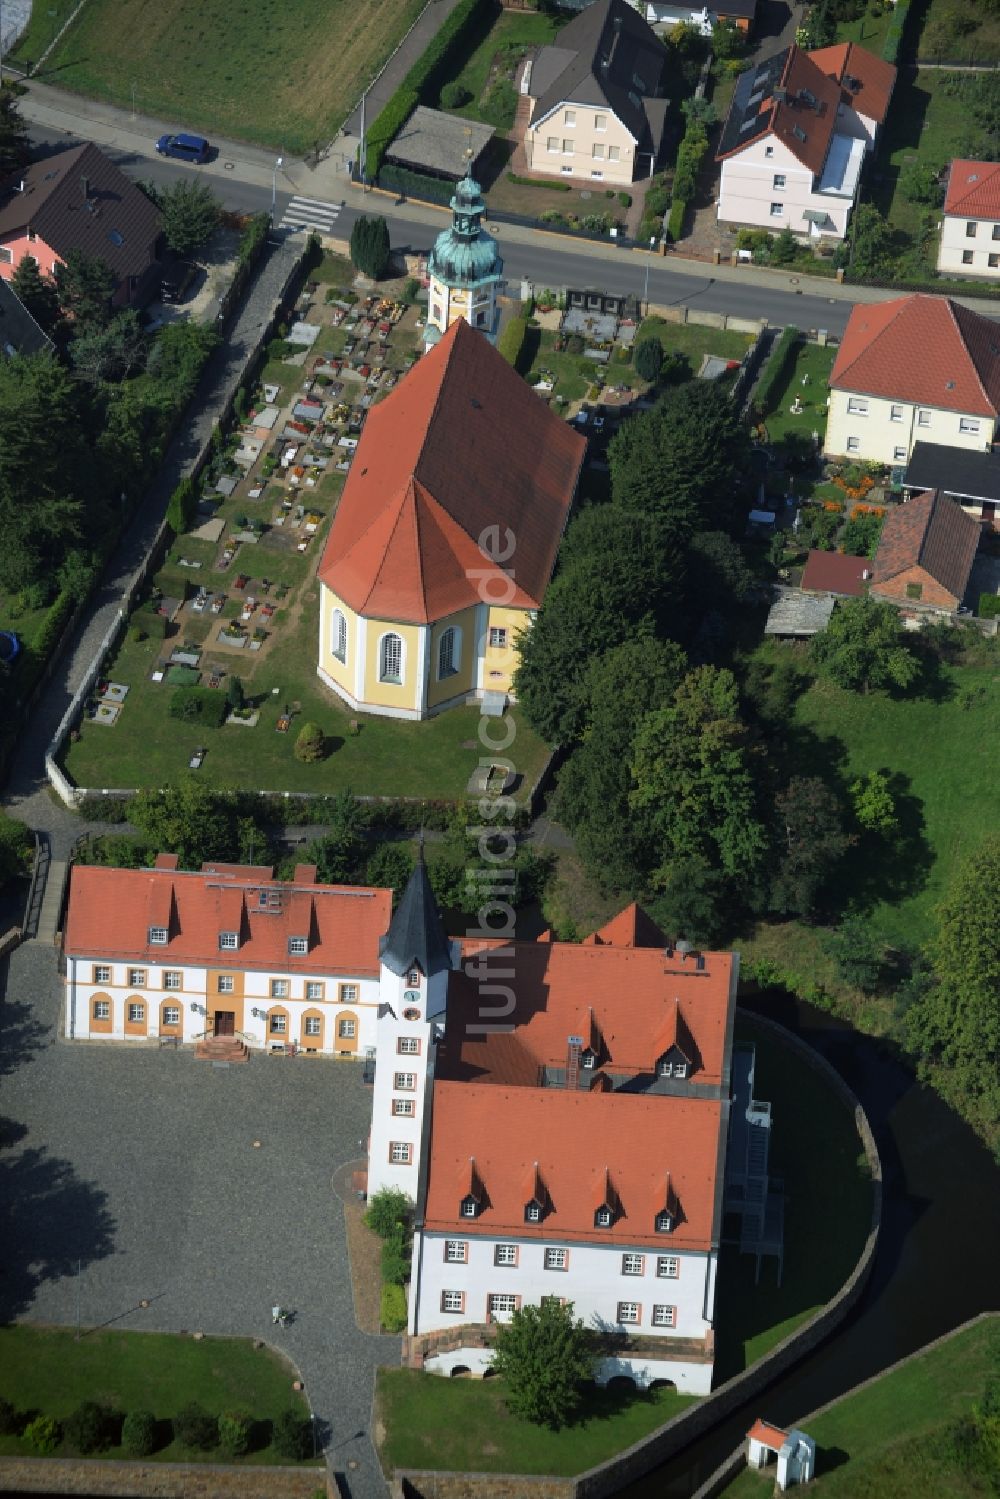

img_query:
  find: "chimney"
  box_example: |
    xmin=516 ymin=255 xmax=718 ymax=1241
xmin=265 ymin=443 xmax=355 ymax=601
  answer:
xmin=81 ymin=175 xmax=90 ymax=202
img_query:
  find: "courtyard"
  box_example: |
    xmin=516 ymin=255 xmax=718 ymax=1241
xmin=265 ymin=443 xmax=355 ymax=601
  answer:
xmin=0 ymin=936 xmax=395 ymax=1496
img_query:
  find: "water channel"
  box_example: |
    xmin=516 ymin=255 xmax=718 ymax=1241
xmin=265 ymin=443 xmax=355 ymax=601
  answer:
xmin=625 ymin=989 xmax=1000 ymax=1496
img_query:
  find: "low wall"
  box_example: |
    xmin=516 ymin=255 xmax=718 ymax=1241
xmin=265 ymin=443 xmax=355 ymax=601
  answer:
xmin=395 ymin=1476 xmax=574 ymax=1499
xmin=0 ymin=1457 xmax=330 ymax=1496
xmin=395 ymin=1011 xmax=882 ymax=1499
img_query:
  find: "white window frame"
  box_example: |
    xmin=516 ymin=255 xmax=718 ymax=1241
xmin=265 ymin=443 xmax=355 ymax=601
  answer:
xmin=94 ymin=964 xmax=112 ymax=984
xmin=379 ymin=632 xmax=404 ymax=685
xmin=488 ymin=1293 xmax=518 ymax=1321
xmin=595 ymin=112 xmax=607 ymax=131
xmin=93 ymin=999 xmax=110 ymax=1020
xmin=893 ymin=446 xmax=907 ymax=462
xmin=652 ymin=1304 xmax=676 ymax=1328
xmin=546 ymin=136 xmax=559 ymax=152
xmin=596 ymin=1206 xmax=613 ymax=1228
xmin=217 ymin=975 xmax=235 ymax=994
xmin=544 ymin=1247 xmax=568 ymax=1270
xmin=441 ymin=1290 xmax=465 ymax=1314
xmin=128 ymin=968 xmax=146 ymax=987
xmin=765 ymin=144 xmax=775 ymax=157
xmin=219 ymin=931 xmax=238 ymax=951
xmin=592 ymin=143 xmax=606 ymax=160
xmin=608 ymin=145 xmax=620 ymax=162
xmin=288 ymin=937 xmax=308 ymax=956
xmin=445 ymin=1240 xmax=468 ymax=1263
xmin=398 ymin=1036 xmax=420 ymax=1055
xmin=304 ymin=1015 xmax=322 ymax=1036
xmin=525 ymin=1203 xmax=542 ymax=1223
xmin=959 ymin=418 xmax=981 ymax=434
xmin=562 ymin=140 xmax=573 ymax=156
xmin=846 ymin=436 xmax=860 ymax=453
xmin=332 ymin=608 xmax=348 ymax=664
xmin=128 ymin=1002 xmax=145 ymax=1023
xmin=917 ymin=409 xmax=931 ymax=427
xmin=340 ymin=983 xmax=359 ymax=1002
xmin=489 ymin=626 xmax=508 ymax=648
xmin=148 ymin=926 xmax=168 ymax=945
xmin=494 ymin=1243 xmax=518 ymax=1266
xmin=390 ymin=1141 xmax=412 ymax=1163
xmin=773 ymin=173 xmax=786 ymax=188
xmin=394 ymin=1072 xmax=416 ymax=1091
xmin=269 ymin=1012 xmax=287 ymax=1033
xmin=163 ymin=970 xmax=182 ymax=990
xmin=890 ymin=405 xmax=904 ymax=422
xmin=461 ymin=1198 xmax=478 ymax=1218
xmin=305 ymin=981 xmax=324 ymax=1000
xmin=617 ymin=1301 xmax=640 ymax=1325
xmin=847 ymin=398 xmax=868 ymax=416
xmin=655 ymin=1211 xmax=674 ymax=1234
xmin=657 ymin=1255 xmax=679 ymax=1278
xmin=270 ymin=978 xmax=290 ymax=998
xmin=162 ymin=1005 xmax=181 ymax=1027
xmin=770 ymin=202 xmax=783 ymax=217
xmin=622 ymin=1252 xmax=645 ymax=1276
xmin=564 ymin=109 xmax=576 ymax=126
xmin=338 ymin=1017 xmax=356 ymax=1038
xmin=392 ymin=1098 xmax=415 ymax=1116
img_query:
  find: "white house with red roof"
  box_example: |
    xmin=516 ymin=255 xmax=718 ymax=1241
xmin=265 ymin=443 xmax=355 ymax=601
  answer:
xmin=826 ymin=294 xmax=1000 ymax=465
xmin=62 ymin=855 xmax=392 ymax=1057
xmin=715 ymin=42 xmax=894 ymax=240
xmin=366 ymin=860 xmax=747 ymax=1395
xmin=938 ymin=160 xmax=1000 ymax=280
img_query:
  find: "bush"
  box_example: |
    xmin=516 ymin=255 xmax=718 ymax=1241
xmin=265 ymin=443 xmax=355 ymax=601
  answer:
xmin=0 ymin=1398 xmax=20 ymax=1435
xmin=618 ymin=191 xmax=632 ymax=208
xmin=666 ymin=198 xmax=685 ymax=241
xmin=166 ymin=475 xmax=197 ymax=535
xmin=439 ymin=80 xmax=471 ymax=108
xmin=481 ymin=79 xmax=518 ymax=129
xmin=497 ymin=314 xmax=529 ymax=372
xmin=350 ymin=215 xmax=391 ymax=279
xmin=402 ymin=276 xmax=421 ymax=303
xmin=294 ymin=721 xmax=326 ymax=762
xmin=634 ymin=337 xmax=663 ymax=382
xmin=168 ymin=686 xmax=228 ymax=728
xmin=273 ymin=1409 xmax=312 ymax=1461
xmin=24 ymin=1415 xmax=60 ymax=1455
xmin=34 ymin=589 xmax=76 ymax=660
xmin=506 ymin=171 xmax=572 ymax=192
xmin=174 ymin=1402 xmax=219 ymax=1452
xmin=752 ymin=325 xmax=800 ymax=415
xmin=381 ymin=1224 xmax=411 ymax=1285
xmin=129 ymin=623 xmax=147 ymax=643
xmin=218 ymin=1410 xmax=253 ymax=1457
xmin=64 ymin=1400 xmax=114 ymax=1455
xmin=236 ymin=212 xmax=269 ymax=269
xmin=979 ymin=593 xmax=1000 ymax=619
xmin=364 ymin=1185 xmax=411 ymax=1238
xmin=381 ymin=1281 xmax=408 ymax=1333
xmin=226 ymin=674 xmax=245 ymax=709
xmin=121 ymin=1409 xmax=157 ymax=1458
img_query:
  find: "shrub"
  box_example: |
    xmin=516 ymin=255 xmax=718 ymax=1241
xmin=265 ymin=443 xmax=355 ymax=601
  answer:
xmin=121 ymin=1409 xmax=157 ymax=1458
xmin=365 ymin=1185 xmax=411 ymax=1238
xmin=497 ymin=314 xmax=529 ymax=372
xmin=350 ymin=215 xmax=391 ymax=279
xmin=129 ymin=623 xmax=147 ymax=643
xmin=979 ymin=593 xmax=1000 ymax=619
xmin=218 ymin=1410 xmax=253 ymax=1457
xmin=64 ymin=1400 xmax=113 ymax=1455
xmin=0 ymin=1398 xmax=20 ymax=1435
xmin=381 ymin=1224 xmax=411 ymax=1285
xmin=273 ymin=1409 xmax=312 ymax=1461
xmin=566 ymin=333 xmax=585 ymax=356
xmin=506 ymin=170 xmax=572 ymax=192
xmin=481 ymin=79 xmax=518 ymax=129
xmin=168 ymin=686 xmax=227 ymax=728
xmin=634 ymin=337 xmax=663 ymax=382
xmin=174 ymin=1402 xmax=219 ymax=1451
xmin=166 ymin=476 xmax=197 ymax=534
xmin=666 ymin=198 xmax=685 ymax=242
xmin=401 ymin=276 xmax=421 ymax=303
xmin=618 ymin=191 xmax=632 ymax=208
xmin=226 ymin=674 xmax=245 ymax=709
xmin=439 ymin=80 xmax=471 ymax=109
xmin=24 ymin=1415 xmax=60 ymax=1455
xmin=294 ymin=721 xmax=326 ymax=762
xmin=381 ymin=1281 xmax=408 ymax=1333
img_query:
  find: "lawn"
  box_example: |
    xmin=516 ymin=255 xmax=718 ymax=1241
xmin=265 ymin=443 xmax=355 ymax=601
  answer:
xmin=719 ymin=1315 xmax=1000 ymax=1497
xmin=869 ymin=69 xmax=974 ymax=241
xmin=757 ymin=340 xmax=837 ymax=445
xmin=637 ymin=317 xmax=754 ymax=372
xmin=376 ymin=1370 xmax=695 ymax=1476
xmin=713 ymin=1016 xmax=874 ymax=1383
xmin=0 ymin=1326 xmax=317 ymax=1465
xmin=834 ymin=2 xmax=894 ymax=51
xmin=439 ymin=6 xmax=561 ymax=125
xmin=28 ymin=0 xmax=426 ymax=153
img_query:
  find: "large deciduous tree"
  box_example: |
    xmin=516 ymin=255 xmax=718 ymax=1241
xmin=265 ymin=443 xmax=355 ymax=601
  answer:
xmin=810 ymin=596 xmax=919 ymax=694
xmin=54 ymin=249 xmax=118 ymax=330
xmin=492 ymin=1299 xmax=594 ymax=1429
xmin=69 ymin=310 xmax=148 ymax=384
xmin=154 ymin=178 xmax=220 ymax=257
xmin=130 ymin=779 xmax=237 ymax=868
xmin=769 ymin=775 xmax=849 ymax=917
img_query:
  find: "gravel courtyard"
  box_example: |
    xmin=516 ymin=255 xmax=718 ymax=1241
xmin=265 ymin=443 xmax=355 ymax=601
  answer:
xmin=0 ymin=938 xmax=397 ymax=1497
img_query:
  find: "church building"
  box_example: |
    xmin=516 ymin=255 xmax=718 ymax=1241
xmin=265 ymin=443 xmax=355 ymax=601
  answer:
xmin=315 ymin=318 xmax=585 ymax=720
xmin=423 ymin=170 xmax=503 ymax=347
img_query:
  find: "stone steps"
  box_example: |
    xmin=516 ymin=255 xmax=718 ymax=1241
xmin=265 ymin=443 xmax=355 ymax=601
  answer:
xmin=194 ymin=1037 xmax=250 ymax=1063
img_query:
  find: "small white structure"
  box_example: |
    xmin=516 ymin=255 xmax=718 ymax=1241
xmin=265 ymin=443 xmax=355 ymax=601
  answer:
xmin=747 ymin=1419 xmax=816 ymax=1489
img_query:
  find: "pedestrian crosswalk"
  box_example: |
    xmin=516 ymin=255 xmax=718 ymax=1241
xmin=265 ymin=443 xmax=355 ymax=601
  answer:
xmin=278 ymin=195 xmax=343 ymax=235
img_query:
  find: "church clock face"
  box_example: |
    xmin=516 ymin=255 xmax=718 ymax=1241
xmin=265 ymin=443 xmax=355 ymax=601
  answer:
xmin=403 ymin=990 xmax=420 ymax=1003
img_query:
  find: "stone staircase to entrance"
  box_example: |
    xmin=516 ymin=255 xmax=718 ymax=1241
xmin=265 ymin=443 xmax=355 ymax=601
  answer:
xmin=195 ymin=1036 xmax=250 ymax=1063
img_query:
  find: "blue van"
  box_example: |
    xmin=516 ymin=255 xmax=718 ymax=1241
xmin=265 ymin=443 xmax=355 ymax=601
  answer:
xmin=155 ymin=133 xmax=210 ymax=164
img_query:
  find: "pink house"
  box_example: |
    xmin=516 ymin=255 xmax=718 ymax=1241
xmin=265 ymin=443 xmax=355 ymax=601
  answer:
xmin=0 ymin=141 xmax=163 ymax=307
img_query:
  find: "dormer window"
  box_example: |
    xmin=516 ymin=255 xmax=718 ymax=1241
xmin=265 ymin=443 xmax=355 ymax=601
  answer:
xmin=219 ymin=931 xmax=238 ymax=951
xmin=407 ymin=969 xmax=421 ymax=988
xmin=148 ymin=926 xmax=168 ymax=945
xmin=656 ymin=1211 xmax=674 ymax=1234
xmin=674 ymin=1062 xmax=687 ymax=1079
xmin=288 ymin=936 xmax=308 ymax=956
xmin=581 ymin=1050 xmax=596 ymax=1069
xmin=657 ymin=1058 xmax=673 ymax=1077
xmin=595 ymin=1206 xmax=614 ymax=1229
xmin=525 ymin=1201 xmax=542 ymax=1224
xmin=461 ymin=1196 xmax=479 ymax=1219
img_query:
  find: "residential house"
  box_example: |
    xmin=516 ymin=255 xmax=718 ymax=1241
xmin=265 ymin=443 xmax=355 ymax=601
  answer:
xmin=366 ymin=866 xmax=747 ymax=1396
xmin=903 ymin=441 xmax=1000 ymax=529
xmin=825 ymin=294 xmax=1000 ymax=464
xmin=716 ymin=42 xmax=894 ymax=240
xmin=62 ymin=855 xmax=393 ymax=1056
xmin=0 ymin=142 xmax=163 ymax=307
xmin=638 ymin=0 xmax=757 ymax=37
xmin=0 ymin=275 xmax=52 ymax=357
xmin=521 ymin=0 xmax=668 ymax=187
xmin=315 ymin=318 xmax=585 ymax=720
xmin=937 ymin=160 xmax=1000 ymax=280
xmin=870 ymin=489 xmax=980 ymax=612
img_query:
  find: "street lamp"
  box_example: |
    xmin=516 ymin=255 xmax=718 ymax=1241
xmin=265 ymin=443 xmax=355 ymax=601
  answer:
xmin=643 ymin=235 xmax=656 ymax=316
xmin=272 ymin=155 xmax=284 ymax=217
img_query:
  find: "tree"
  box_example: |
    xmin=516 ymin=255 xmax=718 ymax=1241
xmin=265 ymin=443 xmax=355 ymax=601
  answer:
xmin=514 ymin=509 xmax=684 ymax=744
xmin=0 ymin=809 xmax=32 ymax=888
xmin=155 ymin=178 xmax=220 ymax=256
xmin=557 ymin=637 xmax=688 ymax=891
xmin=173 ymin=1403 xmax=219 ymax=1451
xmin=851 ymin=769 xmax=898 ymax=833
xmin=770 ymin=776 xmax=849 ymax=917
xmin=907 ymin=836 xmax=1000 ymax=1132
xmin=226 ymin=674 xmax=245 ymax=710
xmin=217 ymin=1412 xmax=253 ymax=1457
xmin=898 ymin=161 xmax=943 ymax=207
xmin=824 ymin=914 xmax=883 ymax=993
xmin=650 ymin=853 xmax=730 ymax=947
xmin=440 ymin=81 xmax=471 ymax=108
xmin=492 ymin=1299 xmax=594 ymax=1428
xmin=770 ymin=227 xmax=798 ymax=265
xmin=811 ymin=597 xmax=919 ymax=694
xmin=69 ymin=310 xmax=147 ymax=383
xmin=166 ymin=477 xmax=198 ymax=534
xmin=54 ymin=249 xmax=118 ymax=329
xmin=10 ymin=255 xmax=61 ymax=333
xmin=303 ymin=792 xmax=367 ymax=883
xmin=130 ymin=779 xmax=236 ymax=868
xmin=273 ymin=1410 xmax=312 ymax=1460
xmin=631 ymin=666 xmax=770 ymax=895
xmin=364 ymin=1185 xmax=411 ymax=1238
xmin=843 ymin=203 xmax=894 ymax=278
xmin=0 ymin=83 xmax=30 ymax=180
xmin=121 ymin=1410 xmax=157 ymax=1458
xmin=293 ymin=721 xmax=326 ymax=762
xmin=365 ymin=840 xmax=415 ymax=901
xmin=711 ymin=17 xmax=748 ymax=58
xmin=350 ymin=214 xmax=391 ymax=279
xmin=63 ymin=1401 xmax=114 ymax=1455
xmin=634 ymin=336 xmax=664 ymax=382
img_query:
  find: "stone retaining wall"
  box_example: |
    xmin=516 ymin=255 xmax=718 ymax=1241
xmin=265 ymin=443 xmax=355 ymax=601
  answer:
xmin=0 ymin=1458 xmax=328 ymax=1496
xmin=395 ymin=1011 xmax=882 ymax=1499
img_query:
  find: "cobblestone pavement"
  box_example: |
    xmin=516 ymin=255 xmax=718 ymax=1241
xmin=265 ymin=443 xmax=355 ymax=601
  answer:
xmin=0 ymin=940 xmax=398 ymax=1498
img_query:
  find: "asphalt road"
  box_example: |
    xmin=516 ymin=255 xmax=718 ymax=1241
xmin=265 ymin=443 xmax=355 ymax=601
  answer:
xmin=28 ymin=121 xmax=856 ymax=335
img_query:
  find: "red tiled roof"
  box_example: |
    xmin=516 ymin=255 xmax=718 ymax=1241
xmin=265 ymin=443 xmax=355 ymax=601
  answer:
xmin=719 ymin=46 xmax=841 ymax=174
xmin=807 ymin=41 xmax=896 ymax=123
xmin=800 ymin=549 xmax=869 ymax=596
xmin=63 ymin=862 xmax=392 ymax=975
xmin=583 ymin=901 xmax=667 ymax=948
xmin=872 ymin=489 xmax=980 ymax=600
xmin=317 ymin=319 xmax=585 ymax=624
xmin=748 ymin=1420 xmax=789 ymax=1449
xmin=441 ymin=939 xmax=734 ymax=1086
xmin=943 ymin=159 xmax=1000 ymax=219
xmin=830 ymin=295 xmax=1000 ymax=417
xmin=423 ymin=1082 xmax=723 ymax=1249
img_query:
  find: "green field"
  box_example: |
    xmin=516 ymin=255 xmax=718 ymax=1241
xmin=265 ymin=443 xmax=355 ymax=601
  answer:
xmin=720 ymin=1315 xmax=1000 ymax=1498
xmin=713 ymin=1017 xmax=873 ymax=1382
xmin=0 ymin=1326 xmax=317 ymax=1464
xmin=757 ymin=340 xmax=837 ymax=445
xmin=25 ymin=0 xmax=425 ymax=153
xmin=376 ymin=1370 xmax=695 ymax=1476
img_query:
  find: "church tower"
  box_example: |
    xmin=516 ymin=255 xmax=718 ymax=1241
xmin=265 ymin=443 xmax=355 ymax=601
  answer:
xmin=366 ymin=845 xmax=456 ymax=1202
xmin=424 ymin=168 xmax=503 ymax=348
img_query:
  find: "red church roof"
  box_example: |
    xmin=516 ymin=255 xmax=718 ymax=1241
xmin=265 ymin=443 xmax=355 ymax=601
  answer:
xmin=317 ymin=319 xmax=586 ymax=624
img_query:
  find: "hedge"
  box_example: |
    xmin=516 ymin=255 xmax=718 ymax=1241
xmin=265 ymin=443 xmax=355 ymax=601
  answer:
xmin=664 ymin=121 xmax=710 ymax=244
xmin=33 ymin=589 xmax=77 ymax=662
xmin=507 ymin=171 xmax=572 ymax=192
xmin=365 ymin=0 xmax=491 ymax=180
xmin=667 ymin=198 xmax=685 ymax=242
xmin=378 ymin=162 xmax=454 ymax=205
xmin=497 ymin=314 xmax=529 ymax=372
xmin=381 ymin=1282 xmax=408 ymax=1333
xmin=882 ymin=0 xmax=914 ymax=62
xmin=751 ymin=324 xmax=800 ymax=414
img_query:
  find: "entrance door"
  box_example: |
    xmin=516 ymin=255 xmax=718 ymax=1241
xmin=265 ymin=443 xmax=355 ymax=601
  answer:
xmin=215 ymin=1011 xmax=235 ymax=1037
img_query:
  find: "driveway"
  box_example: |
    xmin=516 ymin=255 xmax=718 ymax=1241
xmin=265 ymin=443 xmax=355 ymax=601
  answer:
xmin=0 ymin=939 xmax=396 ymax=1498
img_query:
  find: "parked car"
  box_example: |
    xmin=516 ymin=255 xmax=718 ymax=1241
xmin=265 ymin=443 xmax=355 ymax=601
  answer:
xmin=155 ymin=132 xmax=210 ymax=164
xmin=160 ymin=261 xmax=198 ymax=303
